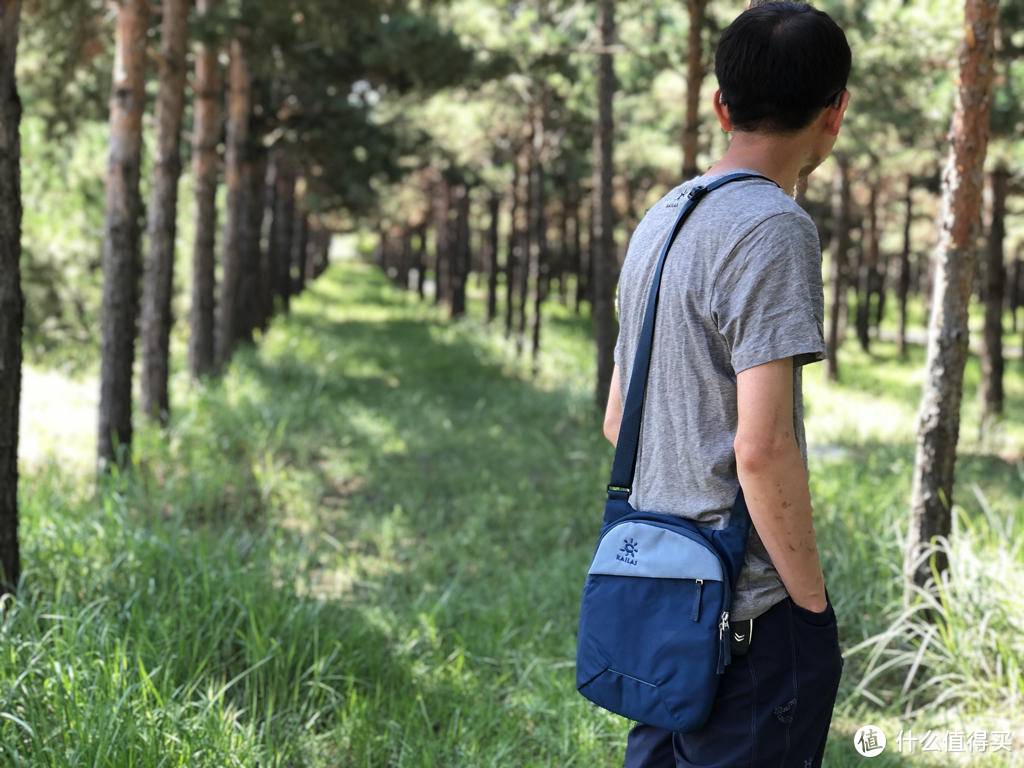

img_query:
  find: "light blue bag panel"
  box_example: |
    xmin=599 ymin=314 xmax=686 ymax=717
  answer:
xmin=588 ymin=521 xmax=723 ymax=581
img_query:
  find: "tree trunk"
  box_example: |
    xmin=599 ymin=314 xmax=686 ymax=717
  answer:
xmin=140 ymin=0 xmax=188 ymax=425
xmin=291 ymin=206 xmax=309 ymax=296
xmin=906 ymin=0 xmax=998 ymax=599
xmin=215 ymin=34 xmax=251 ymax=368
xmin=415 ymin=222 xmax=427 ymax=299
xmin=897 ymin=177 xmax=913 ymax=359
xmin=556 ymin=194 xmax=569 ymax=304
xmin=188 ymin=0 xmax=220 ymax=379
xmin=979 ymin=164 xmax=1008 ymax=424
xmin=256 ymin=153 xmax=276 ymax=330
xmin=570 ymin=183 xmax=583 ymax=313
xmin=245 ymin=139 xmax=268 ymax=335
xmin=682 ymin=0 xmax=708 ymax=179
xmin=825 ymin=155 xmax=849 ymax=382
xmin=451 ymin=184 xmax=470 ymax=318
xmin=873 ymin=238 xmax=889 ymax=336
xmin=399 ymin=226 xmax=412 ymax=290
xmin=593 ymin=0 xmax=617 ymax=410
xmin=98 ymin=0 xmax=149 ymax=468
xmin=271 ymin=154 xmax=295 ymax=313
xmin=433 ymin=177 xmax=451 ymax=307
xmin=0 ymin=0 xmax=23 ymax=596
xmin=530 ymin=126 xmax=547 ymax=375
xmin=504 ymin=158 xmax=520 ymax=338
xmin=516 ymin=132 xmax=533 ymax=357
xmin=303 ymin=217 xmax=322 ymax=283
xmin=1009 ymin=250 xmax=1021 ymax=334
xmin=856 ymin=181 xmax=878 ymax=352
xmin=485 ymin=193 xmax=499 ymax=323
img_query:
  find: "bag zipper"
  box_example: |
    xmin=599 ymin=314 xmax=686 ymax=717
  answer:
xmin=717 ymin=610 xmax=731 ymax=674
xmin=692 ymin=578 xmax=703 ymax=621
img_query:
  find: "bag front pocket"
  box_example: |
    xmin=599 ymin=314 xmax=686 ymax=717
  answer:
xmin=576 ymin=520 xmax=729 ymax=732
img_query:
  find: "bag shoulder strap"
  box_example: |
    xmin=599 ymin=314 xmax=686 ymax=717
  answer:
xmin=607 ymin=171 xmax=780 ymax=503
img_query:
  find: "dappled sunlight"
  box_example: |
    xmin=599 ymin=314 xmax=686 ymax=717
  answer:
xmin=19 ymin=366 xmax=97 ymax=472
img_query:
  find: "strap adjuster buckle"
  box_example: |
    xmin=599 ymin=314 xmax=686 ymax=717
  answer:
xmin=607 ymin=484 xmax=631 ymax=498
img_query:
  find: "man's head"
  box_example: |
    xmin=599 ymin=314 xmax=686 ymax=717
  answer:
xmin=712 ymin=2 xmax=851 ymax=177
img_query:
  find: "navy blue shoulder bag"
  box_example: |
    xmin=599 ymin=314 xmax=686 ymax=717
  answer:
xmin=575 ymin=171 xmax=777 ymax=732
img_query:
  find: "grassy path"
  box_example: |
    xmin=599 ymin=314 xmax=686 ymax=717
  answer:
xmin=6 ymin=260 xmax=1022 ymax=766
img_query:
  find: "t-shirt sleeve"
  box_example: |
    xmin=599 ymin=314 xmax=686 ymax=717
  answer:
xmin=613 ymin=282 xmax=623 ymax=366
xmin=710 ymin=212 xmax=827 ymax=375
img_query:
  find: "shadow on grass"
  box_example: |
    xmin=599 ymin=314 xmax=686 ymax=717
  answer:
xmin=184 ymin=266 xmax=620 ymax=761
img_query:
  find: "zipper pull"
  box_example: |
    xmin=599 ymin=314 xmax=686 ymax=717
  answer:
xmin=717 ymin=611 xmax=731 ymax=674
xmin=692 ymin=578 xmax=703 ymax=621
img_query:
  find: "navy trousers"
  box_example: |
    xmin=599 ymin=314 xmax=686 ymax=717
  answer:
xmin=623 ymin=594 xmax=843 ymax=768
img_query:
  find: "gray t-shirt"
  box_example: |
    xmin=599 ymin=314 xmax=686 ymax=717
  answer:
xmin=612 ymin=167 xmax=827 ymax=622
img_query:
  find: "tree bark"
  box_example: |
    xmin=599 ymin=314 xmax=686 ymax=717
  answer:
xmin=271 ymin=154 xmax=295 ymax=313
xmin=1009 ymin=250 xmax=1021 ymax=334
xmin=897 ymin=177 xmax=913 ymax=359
xmin=682 ymin=0 xmax=708 ymax=179
xmin=244 ymin=138 xmax=268 ymax=335
xmin=415 ymin=222 xmax=427 ymax=299
xmin=140 ymin=0 xmax=188 ymax=424
xmin=567 ymin=182 xmax=582 ymax=313
xmin=433 ymin=177 xmax=451 ymax=307
xmin=556 ymin=194 xmax=568 ymax=303
xmin=215 ymin=34 xmax=251 ymax=367
xmin=856 ymin=181 xmax=878 ymax=352
xmin=98 ymin=0 xmax=149 ymax=468
xmin=188 ymin=0 xmax=220 ymax=379
xmin=0 ymin=0 xmax=23 ymax=596
xmin=504 ymin=157 xmax=521 ymax=338
xmin=256 ymin=152 xmax=275 ymax=330
xmin=291 ymin=205 xmax=309 ymax=296
xmin=485 ymin=192 xmax=499 ymax=323
xmin=450 ymin=184 xmax=470 ymax=318
xmin=906 ymin=0 xmax=998 ymax=599
xmin=530 ymin=124 xmax=547 ymax=375
xmin=825 ymin=155 xmax=849 ymax=382
xmin=979 ymin=164 xmax=1008 ymax=424
xmin=593 ymin=0 xmax=617 ymax=410
xmin=304 ymin=220 xmax=322 ymax=282
xmin=516 ymin=131 xmax=533 ymax=357
xmin=397 ymin=225 xmax=411 ymax=290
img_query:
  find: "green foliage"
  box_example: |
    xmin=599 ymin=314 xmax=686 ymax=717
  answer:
xmin=20 ymin=117 xmax=106 ymax=368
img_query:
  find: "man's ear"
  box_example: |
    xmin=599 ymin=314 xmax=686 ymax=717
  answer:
xmin=822 ymin=89 xmax=850 ymax=137
xmin=712 ymin=88 xmax=733 ymax=132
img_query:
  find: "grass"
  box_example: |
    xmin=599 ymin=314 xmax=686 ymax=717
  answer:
xmin=5 ymin=256 xmax=1023 ymax=766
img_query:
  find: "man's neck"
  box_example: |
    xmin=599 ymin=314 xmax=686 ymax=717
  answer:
xmin=702 ymin=136 xmax=809 ymax=197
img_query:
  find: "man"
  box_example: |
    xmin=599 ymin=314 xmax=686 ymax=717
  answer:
xmin=602 ymin=4 xmax=851 ymax=767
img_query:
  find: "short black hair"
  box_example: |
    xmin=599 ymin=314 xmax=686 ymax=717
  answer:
xmin=714 ymin=2 xmax=851 ymax=134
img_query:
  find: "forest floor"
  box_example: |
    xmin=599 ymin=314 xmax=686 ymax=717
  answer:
xmin=8 ymin=257 xmax=1024 ymax=766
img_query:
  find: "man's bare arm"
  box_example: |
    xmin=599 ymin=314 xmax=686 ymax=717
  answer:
xmin=603 ymin=364 xmax=623 ymax=446
xmin=735 ymin=356 xmax=827 ymax=613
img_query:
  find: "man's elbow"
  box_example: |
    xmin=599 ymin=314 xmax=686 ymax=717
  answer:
xmin=603 ymin=415 xmax=619 ymax=446
xmin=733 ymin=433 xmax=791 ymax=475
